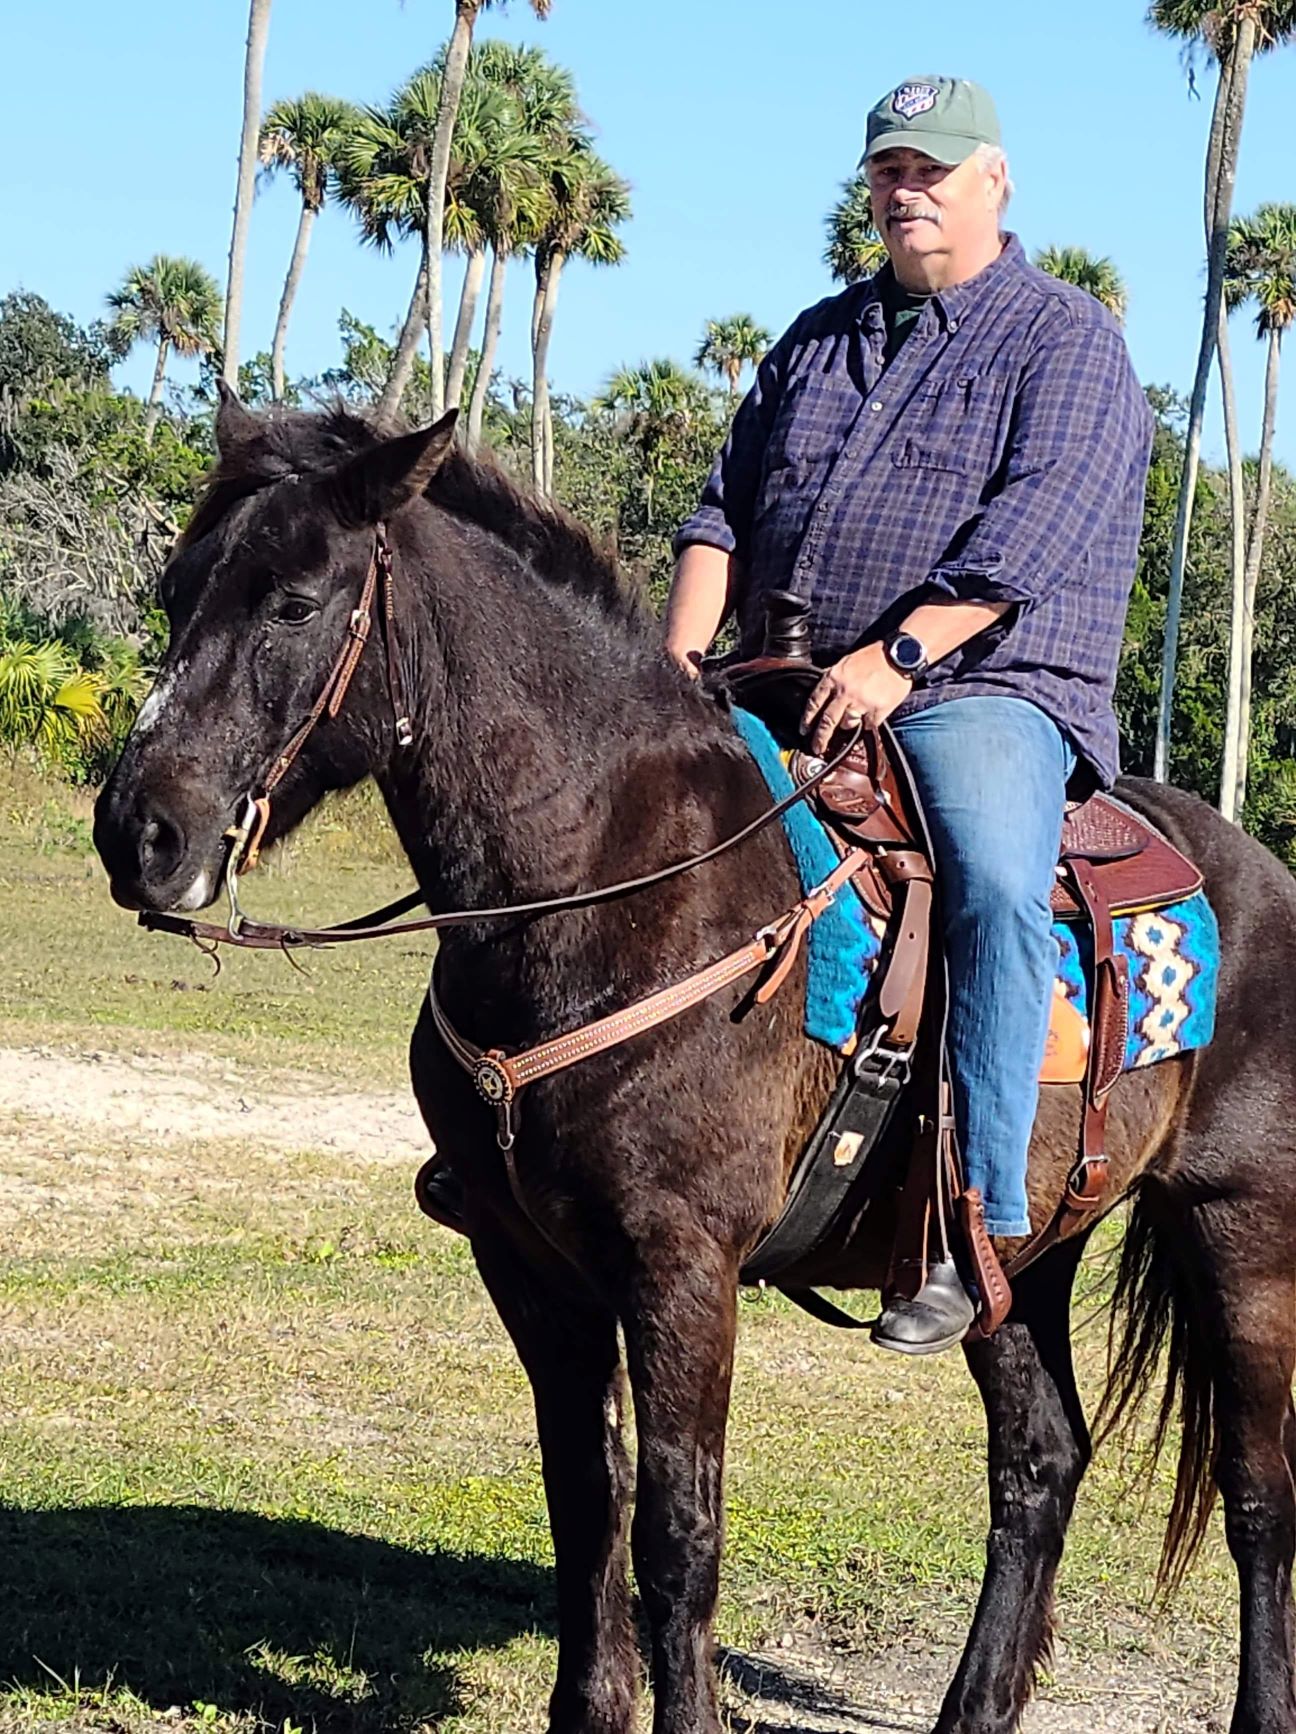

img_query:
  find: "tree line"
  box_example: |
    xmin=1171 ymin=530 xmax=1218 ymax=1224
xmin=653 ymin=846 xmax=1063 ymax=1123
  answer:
xmin=0 ymin=0 xmax=1294 ymax=865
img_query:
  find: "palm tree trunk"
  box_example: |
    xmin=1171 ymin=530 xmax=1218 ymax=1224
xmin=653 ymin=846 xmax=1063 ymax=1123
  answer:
xmin=271 ymin=199 xmax=317 ymax=402
xmin=422 ymin=1 xmax=477 ymax=423
xmin=143 ymin=335 xmax=171 ymax=443
xmin=378 ymin=249 xmax=430 ymax=424
xmin=1153 ymin=24 xmax=1254 ymax=780
xmin=1235 ymin=325 xmax=1283 ymax=815
xmin=445 ymin=246 xmax=486 ymax=413
xmin=532 ymin=248 xmax=563 ymax=496
xmin=1217 ymin=304 xmax=1248 ymax=821
xmin=466 ymin=243 xmax=507 ymax=453
xmin=222 ymin=0 xmax=273 ymax=389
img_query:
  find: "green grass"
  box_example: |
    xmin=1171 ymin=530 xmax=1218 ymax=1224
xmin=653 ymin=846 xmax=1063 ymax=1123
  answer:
xmin=0 ymin=767 xmax=1240 ymax=1731
xmin=0 ymin=764 xmax=427 ymax=1085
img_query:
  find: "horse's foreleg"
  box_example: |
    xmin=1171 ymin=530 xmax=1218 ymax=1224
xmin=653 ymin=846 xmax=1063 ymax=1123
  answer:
xmin=935 ymin=1239 xmax=1090 ymax=1734
xmin=473 ymin=1232 xmax=637 ymax=1734
xmin=621 ymin=1233 xmax=738 ymax=1734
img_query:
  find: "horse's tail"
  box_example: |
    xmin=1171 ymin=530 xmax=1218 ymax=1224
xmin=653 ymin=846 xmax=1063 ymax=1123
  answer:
xmin=1094 ymin=1186 xmax=1218 ymax=1595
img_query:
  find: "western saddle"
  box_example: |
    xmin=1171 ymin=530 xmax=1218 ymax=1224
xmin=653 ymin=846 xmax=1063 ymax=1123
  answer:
xmin=712 ymin=594 xmax=1203 ymax=1331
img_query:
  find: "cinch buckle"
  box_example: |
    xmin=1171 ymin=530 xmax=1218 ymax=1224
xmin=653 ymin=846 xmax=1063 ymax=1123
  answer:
xmin=852 ymin=1024 xmax=915 ymax=1086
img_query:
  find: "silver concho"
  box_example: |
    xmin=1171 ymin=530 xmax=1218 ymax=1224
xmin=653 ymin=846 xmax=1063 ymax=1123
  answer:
xmin=473 ymin=1056 xmax=514 ymax=1105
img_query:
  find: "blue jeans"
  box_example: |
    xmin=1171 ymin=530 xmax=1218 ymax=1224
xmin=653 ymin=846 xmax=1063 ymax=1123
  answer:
xmin=890 ymin=697 xmax=1075 ymax=1236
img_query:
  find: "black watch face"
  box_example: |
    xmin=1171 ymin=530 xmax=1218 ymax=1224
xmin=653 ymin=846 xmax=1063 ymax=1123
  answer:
xmin=891 ymin=633 xmax=925 ymax=673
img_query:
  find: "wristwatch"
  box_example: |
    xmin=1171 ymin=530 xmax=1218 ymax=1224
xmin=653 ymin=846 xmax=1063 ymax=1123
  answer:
xmin=883 ymin=630 xmax=930 ymax=681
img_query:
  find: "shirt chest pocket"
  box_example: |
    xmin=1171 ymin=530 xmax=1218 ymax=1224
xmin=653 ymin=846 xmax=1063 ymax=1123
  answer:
xmin=766 ymin=370 xmax=858 ymax=471
xmin=891 ymin=370 xmax=1009 ymax=476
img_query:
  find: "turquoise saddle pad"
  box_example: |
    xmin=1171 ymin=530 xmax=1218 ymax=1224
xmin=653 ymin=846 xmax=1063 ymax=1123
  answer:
xmin=732 ymin=707 xmax=1218 ymax=1071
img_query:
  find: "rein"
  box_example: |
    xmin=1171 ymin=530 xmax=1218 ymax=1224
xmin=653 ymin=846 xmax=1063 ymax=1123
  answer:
xmin=138 ymin=521 xmax=874 ymax=1155
xmin=139 ymin=524 xmax=867 ymax=955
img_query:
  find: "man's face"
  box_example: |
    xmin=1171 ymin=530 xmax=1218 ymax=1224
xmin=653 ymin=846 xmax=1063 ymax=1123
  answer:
xmin=866 ymin=147 xmax=1003 ymax=279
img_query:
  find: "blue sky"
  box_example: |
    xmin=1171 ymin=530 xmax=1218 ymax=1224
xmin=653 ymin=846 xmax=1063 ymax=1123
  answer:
xmin=2 ymin=0 xmax=1293 ymax=467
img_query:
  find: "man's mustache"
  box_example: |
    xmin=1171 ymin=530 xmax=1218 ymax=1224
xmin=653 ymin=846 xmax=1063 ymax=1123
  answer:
xmin=886 ymin=205 xmax=941 ymax=226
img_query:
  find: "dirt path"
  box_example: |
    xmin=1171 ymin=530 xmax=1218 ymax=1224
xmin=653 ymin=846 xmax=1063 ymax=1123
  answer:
xmin=0 ymin=1042 xmax=429 ymax=1164
xmin=720 ymin=1637 xmax=1228 ymax=1734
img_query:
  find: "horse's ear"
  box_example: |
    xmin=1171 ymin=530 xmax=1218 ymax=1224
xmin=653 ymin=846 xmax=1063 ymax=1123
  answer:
xmin=329 ymin=412 xmax=458 ymax=527
xmin=214 ymin=379 xmax=260 ymax=455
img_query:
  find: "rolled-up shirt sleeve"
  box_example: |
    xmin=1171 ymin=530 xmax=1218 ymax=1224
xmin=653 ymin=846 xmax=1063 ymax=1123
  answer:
xmin=672 ymin=329 xmax=792 ymax=560
xmin=925 ymin=324 xmax=1154 ymax=608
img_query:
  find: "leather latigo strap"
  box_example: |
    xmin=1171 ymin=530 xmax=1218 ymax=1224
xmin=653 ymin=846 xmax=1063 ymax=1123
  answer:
xmin=1004 ymin=857 xmax=1127 ymax=1283
xmin=429 ymin=848 xmax=869 ymax=1148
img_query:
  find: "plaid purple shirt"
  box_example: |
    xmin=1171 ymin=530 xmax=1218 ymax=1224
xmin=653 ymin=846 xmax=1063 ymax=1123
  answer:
xmin=675 ymin=235 xmax=1154 ymax=789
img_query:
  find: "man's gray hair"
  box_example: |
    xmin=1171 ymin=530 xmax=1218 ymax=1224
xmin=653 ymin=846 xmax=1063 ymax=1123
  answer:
xmin=974 ymin=143 xmax=1014 ymax=213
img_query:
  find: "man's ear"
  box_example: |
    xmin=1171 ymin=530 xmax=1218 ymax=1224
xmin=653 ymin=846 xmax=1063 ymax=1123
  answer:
xmin=329 ymin=411 xmax=459 ymax=527
xmin=214 ymin=378 xmax=261 ymax=456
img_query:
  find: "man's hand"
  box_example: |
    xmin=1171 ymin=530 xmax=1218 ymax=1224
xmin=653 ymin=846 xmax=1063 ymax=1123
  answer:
xmin=801 ymin=643 xmax=912 ymax=757
xmin=664 ymin=544 xmax=739 ymax=683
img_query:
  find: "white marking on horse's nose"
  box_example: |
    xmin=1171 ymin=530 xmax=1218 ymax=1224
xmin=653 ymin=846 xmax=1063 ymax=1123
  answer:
xmin=134 ymin=659 xmax=189 ymax=736
xmin=175 ymin=868 xmax=213 ymax=912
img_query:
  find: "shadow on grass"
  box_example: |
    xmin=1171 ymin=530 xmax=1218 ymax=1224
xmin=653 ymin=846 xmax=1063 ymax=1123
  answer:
xmin=719 ymin=1647 xmax=923 ymax=1734
xmin=0 ymin=1503 xmax=554 ymax=1731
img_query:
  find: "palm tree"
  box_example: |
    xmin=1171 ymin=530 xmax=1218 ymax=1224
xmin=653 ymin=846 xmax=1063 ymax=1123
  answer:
xmin=694 ymin=315 xmax=772 ymax=400
xmin=223 ymin=0 xmax=273 ymax=390
xmin=463 ymin=43 xmax=576 ymax=449
xmin=1151 ymin=0 xmax=1296 ymax=783
xmin=824 ymin=175 xmax=888 ymax=284
xmin=531 ymin=146 xmax=631 ymax=494
xmin=336 ymin=73 xmax=442 ymax=421
xmin=596 ymin=359 xmax=713 ymax=524
xmin=106 ymin=257 xmax=223 ymax=442
xmin=338 ymin=66 xmax=516 ymax=422
xmin=442 ymin=46 xmax=576 ymax=417
xmin=419 ymin=0 xmax=554 ymax=423
xmin=1222 ymin=202 xmax=1296 ymax=812
xmin=1033 ymin=246 xmax=1129 ymax=323
xmin=0 ymin=635 xmax=106 ymax=769
xmin=258 ymin=93 xmax=356 ymax=402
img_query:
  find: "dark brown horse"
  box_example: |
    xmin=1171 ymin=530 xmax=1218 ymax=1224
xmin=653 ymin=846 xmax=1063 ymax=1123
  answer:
xmin=94 ymin=395 xmax=1296 ymax=1734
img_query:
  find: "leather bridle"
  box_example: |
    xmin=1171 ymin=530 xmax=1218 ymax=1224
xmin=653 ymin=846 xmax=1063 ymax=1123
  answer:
xmin=138 ymin=524 xmax=877 ymax=1147
xmin=141 ymin=525 xmax=868 ymax=954
xmin=216 ymin=519 xmax=412 ymax=916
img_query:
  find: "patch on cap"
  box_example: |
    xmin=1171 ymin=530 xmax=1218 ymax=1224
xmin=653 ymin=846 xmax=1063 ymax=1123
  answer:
xmin=892 ymin=82 xmax=939 ymax=120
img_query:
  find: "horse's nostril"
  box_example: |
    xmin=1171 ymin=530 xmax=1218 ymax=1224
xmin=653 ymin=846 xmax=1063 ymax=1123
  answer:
xmin=136 ymin=802 xmax=185 ymax=882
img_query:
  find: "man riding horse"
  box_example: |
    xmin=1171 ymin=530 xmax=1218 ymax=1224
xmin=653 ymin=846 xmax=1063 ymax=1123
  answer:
xmin=666 ymin=76 xmax=1154 ymax=1353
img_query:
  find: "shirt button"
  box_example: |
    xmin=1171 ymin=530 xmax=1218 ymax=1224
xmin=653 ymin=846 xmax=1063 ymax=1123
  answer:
xmin=870 ymin=400 xmax=884 ymax=413
xmin=947 ymin=319 xmax=960 ymax=333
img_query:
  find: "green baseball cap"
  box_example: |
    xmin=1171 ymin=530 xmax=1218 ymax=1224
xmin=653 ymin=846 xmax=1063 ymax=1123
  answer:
xmin=861 ymin=77 xmax=1001 ymax=168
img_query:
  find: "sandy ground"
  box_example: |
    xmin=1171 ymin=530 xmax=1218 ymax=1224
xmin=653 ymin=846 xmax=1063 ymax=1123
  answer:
xmin=718 ymin=1637 xmax=1228 ymax=1734
xmin=0 ymin=1041 xmax=430 ymax=1165
xmin=0 ymin=1042 xmax=1232 ymax=1732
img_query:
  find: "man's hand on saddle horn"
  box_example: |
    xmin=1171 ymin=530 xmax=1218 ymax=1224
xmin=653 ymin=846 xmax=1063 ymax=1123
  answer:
xmin=802 ymin=643 xmax=912 ymax=758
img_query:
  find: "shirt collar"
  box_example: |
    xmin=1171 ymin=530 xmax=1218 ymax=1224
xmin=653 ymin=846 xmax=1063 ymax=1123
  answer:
xmin=856 ymin=232 xmax=1025 ymax=332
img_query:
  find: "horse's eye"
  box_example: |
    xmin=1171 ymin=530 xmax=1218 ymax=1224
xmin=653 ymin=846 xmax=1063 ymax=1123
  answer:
xmin=274 ymin=595 xmax=320 ymax=626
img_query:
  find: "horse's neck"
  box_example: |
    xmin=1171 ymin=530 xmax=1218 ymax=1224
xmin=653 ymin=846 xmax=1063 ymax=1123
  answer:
xmin=375 ymin=518 xmax=733 ymax=920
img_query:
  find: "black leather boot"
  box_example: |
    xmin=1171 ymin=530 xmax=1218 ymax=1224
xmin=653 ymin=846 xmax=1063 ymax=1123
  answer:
xmin=870 ymin=1258 xmax=976 ymax=1356
xmin=413 ymin=1157 xmax=468 ymax=1235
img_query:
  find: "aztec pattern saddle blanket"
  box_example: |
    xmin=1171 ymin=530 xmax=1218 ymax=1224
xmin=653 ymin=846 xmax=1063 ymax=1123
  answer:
xmin=732 ymin=708 xmax=1219 ymax=1078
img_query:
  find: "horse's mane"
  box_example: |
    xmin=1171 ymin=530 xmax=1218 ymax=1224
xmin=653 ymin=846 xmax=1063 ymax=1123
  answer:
xmin=181 ymin=405 xmax=649 ymax=631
